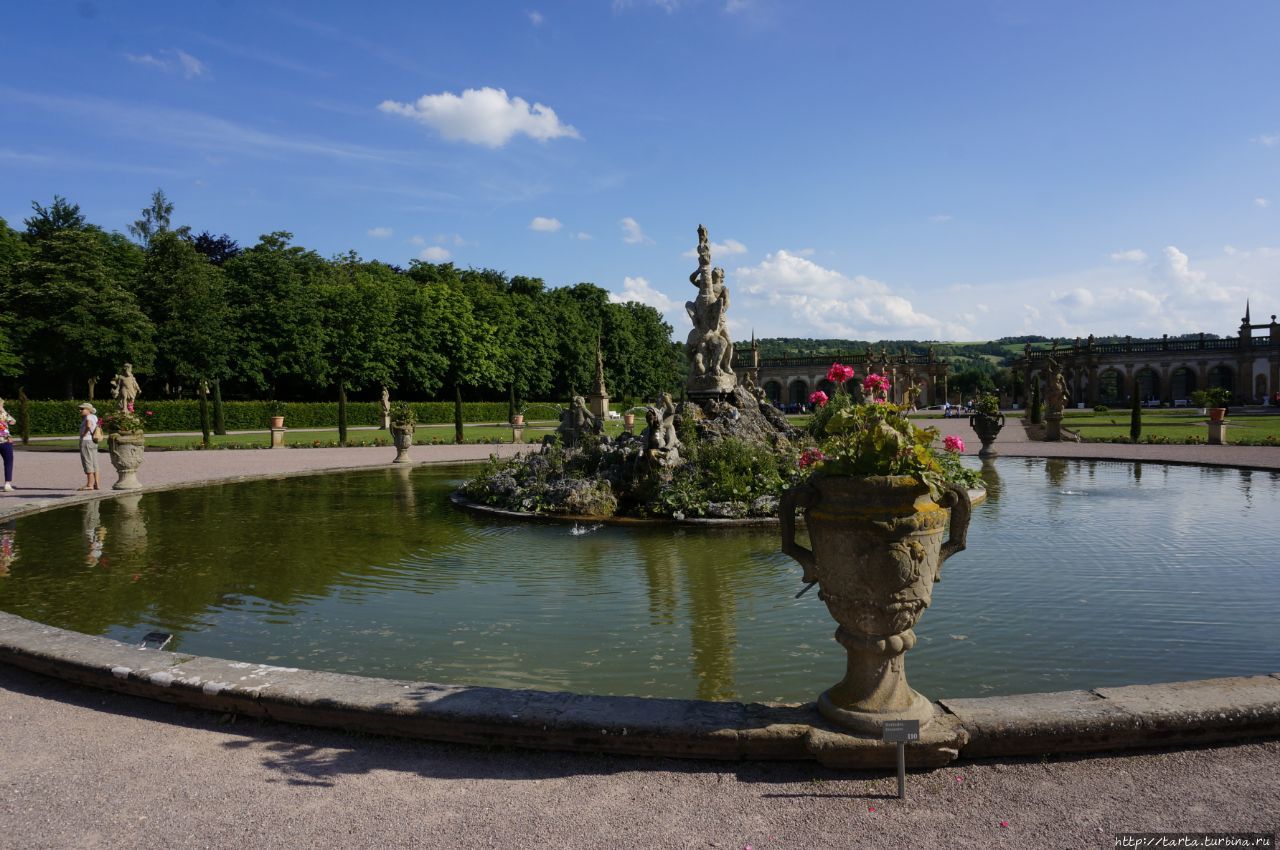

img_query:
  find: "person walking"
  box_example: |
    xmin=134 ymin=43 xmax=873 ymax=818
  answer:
xmin=78 ymin=403 xmax=100 ymax=491
xmin=0 ymin=398 xmax=15 ymax=491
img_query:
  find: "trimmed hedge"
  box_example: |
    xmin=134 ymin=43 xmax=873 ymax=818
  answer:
xmin=17 ymin=400 xmax=522 ymax=435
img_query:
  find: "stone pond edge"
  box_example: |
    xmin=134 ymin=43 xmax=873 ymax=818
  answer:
xmin=1 ymin=610 xmax=1277 ymax=768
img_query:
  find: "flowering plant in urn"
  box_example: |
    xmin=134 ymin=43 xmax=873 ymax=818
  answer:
xmin=783 ymin=362 xmax=977 ymax=733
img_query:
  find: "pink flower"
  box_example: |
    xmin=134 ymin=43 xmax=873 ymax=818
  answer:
xmin=809 ymin=390 xmax=829 ymax=407
xmin=862 ymin=373 xmax=891 ymax=397
xmin=127 ymin=402 xmax=135 ymax=412
xmin=144 ymin=410 xmax=154 ymax=416
xmin=943 ymin=435 xmax=965 ymax=453
xmin=999 ymin=821 xmax=1009 ymax=828
xmin=826 ymin=363 xmax=855 ymax=384
xmin=799 ymin=448 xmax=825 ymax=469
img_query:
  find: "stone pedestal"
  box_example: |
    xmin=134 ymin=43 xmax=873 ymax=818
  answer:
xmin=108 ymin=433 xmax=145 ymax=490
xmin=587 ymin=393 xmax=609 ymax=420
xmin=269 ymin=427 xmax=286 ymax=449
xmin=1044 ymin=413 xmax=1063 ymax=441
xmin=1208 ymin=420 xmax=1226 ymax=445
xmin=380 ymin=413 xmax=390 ymax=430
xmin=391 ymin=425 xmax=414 ymax=463
xmin=511 ymin=425 xmax=525 ymax=444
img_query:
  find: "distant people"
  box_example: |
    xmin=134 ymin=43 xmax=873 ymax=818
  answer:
xmin=0 ymin=397 xmax=14 ymax=491
xmin=943 ymin=401 xmax=951 ymax=418
xmin=78 ymin=403 xmax=100 ymax=491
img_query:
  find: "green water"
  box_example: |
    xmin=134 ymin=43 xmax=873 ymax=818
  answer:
xmin=0 ymin=459 xmax=1276 ymax=702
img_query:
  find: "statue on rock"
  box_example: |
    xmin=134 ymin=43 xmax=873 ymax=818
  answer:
xmin=111 ymin=363 xmax=141 ymax=413
xmin=685 ymin=224 xmax=736 ymax=398
xmin=557 ymin=394 xmax=603 ymax=448
xmin=641 ymin=392 xmax=682 ymax=468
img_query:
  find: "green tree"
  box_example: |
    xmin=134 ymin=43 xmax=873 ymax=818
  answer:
xmin=23 ymin=195 xmax=86 ymax=242
xmin=128 ymin=188 xmax=175 ymax=247
xmin=10 ymin=227 xmax=154 ymax=397
xmin=140 ymin=232 xmax=232 ymax=395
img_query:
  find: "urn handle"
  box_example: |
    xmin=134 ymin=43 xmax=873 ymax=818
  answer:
xmin=780 ymin=481 xmax=818 ymax=584
xmin=938 ymin=482 xmax=972 ymax=570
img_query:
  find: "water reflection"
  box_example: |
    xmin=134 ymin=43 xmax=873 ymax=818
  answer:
xmin=1 ymin=461 xmax=1277 ymax=702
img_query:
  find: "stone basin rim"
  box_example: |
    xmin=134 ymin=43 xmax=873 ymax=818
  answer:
xmin=0 ymin=458 xmax=1275 ymax=767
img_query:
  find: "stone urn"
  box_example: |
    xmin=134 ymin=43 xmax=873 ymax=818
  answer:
xmin=968 ymin=411 xmax=1005 ymax=458
xmin=391 ymin=423 xmax=415 ymax=463
xmin=1208 ymin=407 xmax=1226 ymax=422
xmin=781 ymin=475 xmax=971 ymax=733
xmin=511 ymin=413 xmax=525 ymax=427
xmin=623 ymin=412 xmax=636 ymax=432
xmin=108 ymin=431 xmax=145 ymax=490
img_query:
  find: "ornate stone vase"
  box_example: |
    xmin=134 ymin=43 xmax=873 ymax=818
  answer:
xmin=781 ymin=474 xmax=971 ymax=733
xmin=108 ymin=431 xmax=145 ymax=490
xmin=968 ymin=411 xmax=1005 ymax=458
xmin=391 ymin=424 xmax=415 ymax=463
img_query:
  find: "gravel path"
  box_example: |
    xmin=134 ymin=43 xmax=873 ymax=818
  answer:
xmin=1 ymin=432 xmax=1278 ymax=849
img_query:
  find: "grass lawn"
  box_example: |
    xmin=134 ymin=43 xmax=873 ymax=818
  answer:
xmin=1061 ymin=410 xmax=1280 ymax=441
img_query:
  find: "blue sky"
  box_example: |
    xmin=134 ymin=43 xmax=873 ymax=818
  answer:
xmin=2 ymin=0 xmax=1278 ymax=342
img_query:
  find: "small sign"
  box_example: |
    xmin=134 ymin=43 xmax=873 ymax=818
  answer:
xmin=881 ymin=719 xmax=920 ymax=743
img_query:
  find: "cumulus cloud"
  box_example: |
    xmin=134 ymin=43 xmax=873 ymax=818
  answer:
xmin=1110 ymin=248 xmax=1147 ymax=262
xmin=527 ymin=9 xmax=544 ymax=25
xmin=733 ymin=250 xmax=949 ymax=339
xmin=1253 ymin=133 xmax=1279 ymax=147
xmin=1255 ymin=197 xmax=1272 ymax=208
xmin=681 ymin=238 xmax=747 ymax=259
xmin=418 ymin=246 xmax=451 ymax=261
xmin=125 ymin=49 xmax=208 ymax=79
xmin=609 ymin=276 xmax=685 ymax=327
xmin=367 ymin=226 xmax=393 ymax=238
xmin=572 ymin=231 xmax=592 ymax=240
xmin=620 ymin=216 xmax=650 ymax=244
xmin=528 ymin=216 xmax=562 ymax=232
xmin=378 ymin=86 xmax=580 ymax=148
xmin=407 ymin=235 xmax=426 ymax=246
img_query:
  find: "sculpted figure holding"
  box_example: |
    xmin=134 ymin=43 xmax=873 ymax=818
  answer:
xmin=684 ymin=225 xmax=736 ymax=395
xmin=641 ymin=393 xmax=682 ymax=468
xmin=111 ymin=363 xmax=141 ymax=413
xmin=557 ymin=394 xmax=602 ymax=448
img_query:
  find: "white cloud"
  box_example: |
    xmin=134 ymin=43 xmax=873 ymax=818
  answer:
xmin=528 ymin=216 xmax=562 ymax=232
xmin=378 ymin=86 xmax=580 ymax=148
xmin=572 ymin=231 xmax=592 ymax=240
xmin=620 ymin=216 xmax=651 ymax=244
xmin=1255 ymin=197 xmax=1272 ymax=208
xmin=794 ymin=247 xmax=815 ymax=257
xmin=367 ymin=226 xmax=393 ymax=238
xmin=681 ymin=238 xmax=747 ymax=259
xmin=1109 ymin=248 xmax=1147 ymax=262
xmin=527 ymin=9 xmax=544 ymax=25
xmin=1253 ymin=133 xmax=1279 ymax=147
xmin=733 ymin=250 xmax=953 ymax=340
xmin=418 ymin=246 xmax=451 ymax=261
xmin=929 ymin=214 xmax=952 ymax=224
xmin=407 ymin=235 xmax=426 ymax=246
xmin=609 ymin=276 xmax=684 ymax=327
xmin=125 ymin=49 xmax=209 ymax=79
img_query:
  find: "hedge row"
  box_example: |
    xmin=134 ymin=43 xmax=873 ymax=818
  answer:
xmin=14 ymin=400 xmax=523 ymax=435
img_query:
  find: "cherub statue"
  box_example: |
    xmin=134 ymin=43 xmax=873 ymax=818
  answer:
xmin=110 ymin=363 xmax=141 ymax=413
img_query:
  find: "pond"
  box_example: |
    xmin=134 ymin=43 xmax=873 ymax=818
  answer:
xmin=0 ymin=459 xmax=1276 ymax=703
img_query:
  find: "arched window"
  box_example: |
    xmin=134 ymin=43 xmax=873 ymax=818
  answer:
xmin=762 ymin=380 xmax=782 ymax=403
xmin=1135 ymin=368 xmax=1159 ymax=402
xmin=1170 ymin=367 xmax=1196 ymax=401
xmin=1098 ymin=369 xmax=1123 ymax=404
xmin=788 ymin=379 xmax=809 ymax=406
xmin=1208 ymin=365 xmax=1233 ymax=391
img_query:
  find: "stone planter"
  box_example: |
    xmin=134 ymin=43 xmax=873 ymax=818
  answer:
xmin=968 ymin=411 xmax=1005 ymax=458
xmin=511 ymin=414 xmax=524 ymax=427
xmin=781 ymin=475 xmax=971 ymax=733
xmin=108 ymin=431 xmax=145 ymax=490
xmin=391 ymin=424 xmax=415 ymax=463
xmin=269 ymin=415 xmax=285 ymax=429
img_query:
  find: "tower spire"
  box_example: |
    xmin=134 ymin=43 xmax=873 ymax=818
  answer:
xmin=1245 ymin=299 xmax=1251 ymax=324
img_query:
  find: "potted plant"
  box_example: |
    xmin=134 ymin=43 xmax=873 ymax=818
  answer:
xmin=100 ymin=409 xmax=146 ymax=490
xmin=968 ymin=392 xmax=1005 ymax=458
xmin=390 ymin=401 xmax=416 ymax=463
xmin=511 ymin=402 xmax=526 ymax=427
xmin=780 ymin=365 xmax=978 ymax=733
xmin=1191 ymin=387 xmax=1232 ymax=421
xmin=268 ymin=400 xmax=286 ymax=429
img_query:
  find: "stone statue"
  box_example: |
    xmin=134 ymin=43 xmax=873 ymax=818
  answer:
xmin=110 ymin=363 xmax=140 ymax=413
xmin=593 ymin=340 xmax=608 ymax=398
xmin=557 ymin=395 xmax=603 ymax=448
xmin=904 ymin=382 xmax=923 ymax=411
xmin=684 ymin=225 xmax=736 ymax=397
xmin=1045 ymin=357 xmax=1068 ymax=416
xmin=741 ymin=370 xmax=767 ymax=403
xmin=379 ymin=386 xmax=391 ymax=430
xmin=641 ymin=392 xmax=682 ymax=468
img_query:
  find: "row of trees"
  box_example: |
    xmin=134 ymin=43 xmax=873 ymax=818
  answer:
xmin=0 ymin=192 xmax=684 ymax=421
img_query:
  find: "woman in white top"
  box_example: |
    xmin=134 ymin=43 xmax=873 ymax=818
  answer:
xmin=0 ymin=398 xmax=15 ymax=491
xmin=78 ymin=402 xmax=100 ymax=490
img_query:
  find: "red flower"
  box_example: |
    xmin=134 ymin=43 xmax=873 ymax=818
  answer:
xmin=808 ymin=390 xmax=829 ymax=407
xmin=826 ymin=363 xmax=855 ymax=384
